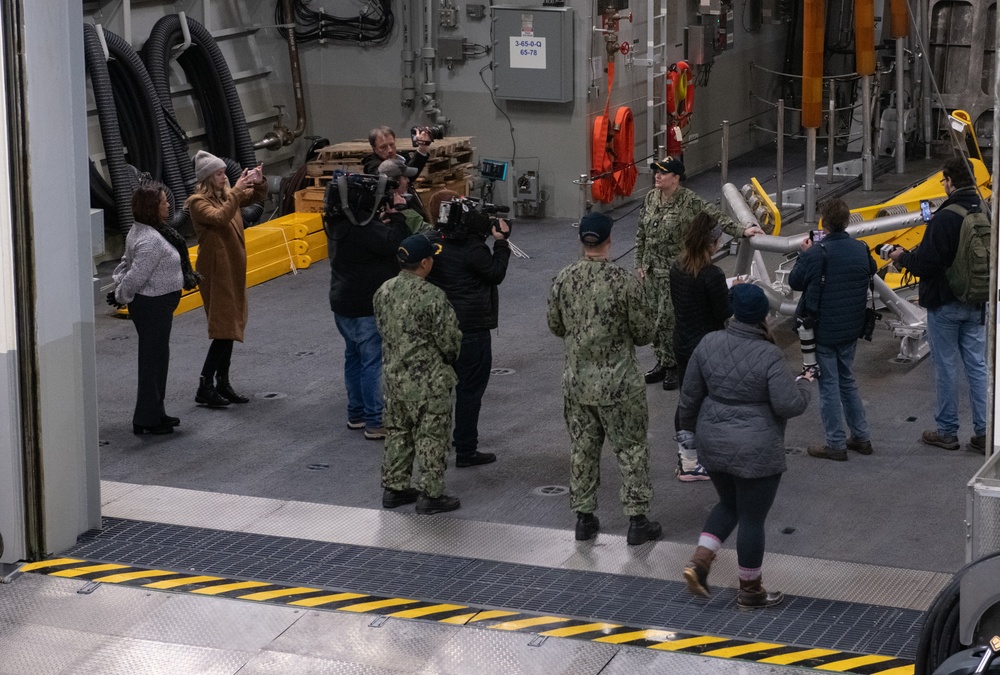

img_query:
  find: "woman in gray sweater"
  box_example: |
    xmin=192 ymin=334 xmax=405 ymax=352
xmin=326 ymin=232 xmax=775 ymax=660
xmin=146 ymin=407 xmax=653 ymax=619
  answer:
xmin=113 ymin=182 xmax=185 ymax=435
xmin=678 ymin=283 xmax=813 ymax=608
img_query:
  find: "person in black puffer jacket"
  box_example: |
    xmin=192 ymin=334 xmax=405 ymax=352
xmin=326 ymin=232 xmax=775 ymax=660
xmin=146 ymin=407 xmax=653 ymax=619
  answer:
xmin=679 ymin=284 xmax=813 ymax=610
xmin=427 ymin=194 xmax=511 ymax=468
xmin=669 ymin=212 xmax=731 ymax=482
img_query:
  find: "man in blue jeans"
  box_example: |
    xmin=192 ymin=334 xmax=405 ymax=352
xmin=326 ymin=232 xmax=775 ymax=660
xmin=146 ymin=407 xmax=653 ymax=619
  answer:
xmin=889 ymin=157 xmax=988 ymax=454
xmin=790 ymin=199 xmax=877 ymax=461
xmin=328 ymin=185 xmax=411 ymax=440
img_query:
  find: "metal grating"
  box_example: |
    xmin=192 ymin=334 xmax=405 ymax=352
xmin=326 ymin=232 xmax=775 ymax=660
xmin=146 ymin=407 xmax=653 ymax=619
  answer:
xmin=63 ymin=517 xmax=926 ymax=660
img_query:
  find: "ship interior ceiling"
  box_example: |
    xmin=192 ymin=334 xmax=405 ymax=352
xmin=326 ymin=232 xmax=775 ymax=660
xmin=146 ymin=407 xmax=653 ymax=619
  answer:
xmin=2 ymin=0 xmax=1000 ymax=672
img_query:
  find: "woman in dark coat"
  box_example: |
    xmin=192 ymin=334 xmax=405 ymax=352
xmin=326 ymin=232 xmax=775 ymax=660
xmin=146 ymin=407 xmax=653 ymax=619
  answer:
xmin=678 ymin=284 xmax=813 ymax=609
xmin=185 ymin=150 xmax=267 ymax=407
xmin=669 ymin=211 xmax=731 ymax=481
xmin=112 ymin=182 xmax=189 ymax=434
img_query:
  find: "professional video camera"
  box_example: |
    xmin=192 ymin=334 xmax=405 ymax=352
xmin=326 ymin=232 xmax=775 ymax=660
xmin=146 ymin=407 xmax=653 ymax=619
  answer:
xmin=322 ymin=172 xmax=399 ymax=228
xmin=436 ymin=197 xmax=511 ymax=240
xmin=410 ymin=125 xmax=445 ymax=146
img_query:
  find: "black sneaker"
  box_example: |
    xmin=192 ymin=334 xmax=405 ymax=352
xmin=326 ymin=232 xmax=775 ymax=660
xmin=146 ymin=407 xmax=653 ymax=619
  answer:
xmin=968 ymin=435 xmax=987 ymax=454
xmin=626 ymin=515 xmax=662 ymax=546
xmin=662 ymin=368 xmax=679 ymax=391
xmin=415 ymin=492 xmax=461 ymax=515
xmin=382 ymin=487 xmax=420 ymax=509
xmin=456 ymin=451 xmax=497 ymax=468
xmin=574 ymin=512 xmax=599 ymax=541
xmin=644 ymin=365 xmax=666 ymax=384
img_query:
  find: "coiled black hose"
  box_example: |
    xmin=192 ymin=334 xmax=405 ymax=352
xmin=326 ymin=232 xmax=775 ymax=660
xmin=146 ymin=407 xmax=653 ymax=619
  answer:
xmin=915 ymin=549 xmax=1000 ymax=674
xmin=100 ymin=27 xmax=189 ymax=231
xmin=83 ymin=23 xmax=134 ymax=238
xmin=143 ymin=14 xmax=262 ymax=225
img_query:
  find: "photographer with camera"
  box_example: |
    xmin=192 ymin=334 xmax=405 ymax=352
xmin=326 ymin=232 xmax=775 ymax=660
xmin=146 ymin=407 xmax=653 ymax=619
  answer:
xmin=327 ymin=172 xmax=410 ymax=441
xmin=363 ymin=125 xmax=438 ymax=179
xmin=887 ymin=157 xmax=988 ymax=454
xmin=789 ymin=199 xmax=877 ymax=462
xmin=427 ymin=195 xmax=511 ymax=468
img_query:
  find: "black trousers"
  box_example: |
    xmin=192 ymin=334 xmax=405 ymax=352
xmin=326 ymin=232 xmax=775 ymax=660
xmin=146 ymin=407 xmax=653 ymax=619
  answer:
xmin=452 ymin=330 xmax=492 ymax=457
xmin=129 ymin=291 xmax=181 ymax=426
xmin=703 ymin=471 xmax=782 ymax=571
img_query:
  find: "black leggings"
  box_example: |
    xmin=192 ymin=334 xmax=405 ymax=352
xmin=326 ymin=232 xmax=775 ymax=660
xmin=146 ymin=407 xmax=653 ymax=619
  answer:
xmin=702 ymin=471 xmax=782 ymax=571
xmin=201 ymin=338 xmax=234 ymax=380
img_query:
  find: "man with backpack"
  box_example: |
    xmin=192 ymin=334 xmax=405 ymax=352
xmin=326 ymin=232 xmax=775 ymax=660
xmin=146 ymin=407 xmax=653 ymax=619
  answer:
xmin=888 ymin=156 xmax=989 ymax=454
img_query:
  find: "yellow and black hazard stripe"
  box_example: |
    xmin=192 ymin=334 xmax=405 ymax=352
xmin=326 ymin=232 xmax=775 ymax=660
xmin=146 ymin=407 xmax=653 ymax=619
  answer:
xmin=19 ymin=558 xmax=914 ymax=675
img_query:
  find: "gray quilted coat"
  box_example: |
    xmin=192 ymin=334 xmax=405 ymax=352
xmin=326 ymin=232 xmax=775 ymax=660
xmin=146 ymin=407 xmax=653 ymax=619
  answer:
xmin=678 ymin=320 xmax=811 ymax=479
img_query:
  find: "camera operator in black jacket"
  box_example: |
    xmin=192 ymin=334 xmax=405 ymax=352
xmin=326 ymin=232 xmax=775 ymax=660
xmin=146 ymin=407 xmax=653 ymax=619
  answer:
xmin=427 ymin=196 xmax=511 ymax=467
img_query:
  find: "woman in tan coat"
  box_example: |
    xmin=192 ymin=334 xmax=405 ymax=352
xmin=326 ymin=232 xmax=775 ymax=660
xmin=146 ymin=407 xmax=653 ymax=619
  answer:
xmin=186 ymin=150 xmax=267 ymax=407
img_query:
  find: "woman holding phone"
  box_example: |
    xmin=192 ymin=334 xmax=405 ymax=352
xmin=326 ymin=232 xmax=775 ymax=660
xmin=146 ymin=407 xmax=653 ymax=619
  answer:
xmin=186 ymin=150 xmax=268 ymax=408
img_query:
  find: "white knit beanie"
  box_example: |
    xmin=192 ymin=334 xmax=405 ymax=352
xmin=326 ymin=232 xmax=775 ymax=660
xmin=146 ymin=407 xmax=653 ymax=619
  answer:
xmin=193 ymin=150 xmax=226 ymax=183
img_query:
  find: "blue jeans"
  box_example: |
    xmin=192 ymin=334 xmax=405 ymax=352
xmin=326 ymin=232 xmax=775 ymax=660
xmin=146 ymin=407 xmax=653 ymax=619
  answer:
xmin=815 ymin=342 xmax=869 ymax=450
xmin=334 ymin=314 xmax=383 ymax=427
xmin=926 ymin=302 xmax=988 ymax=437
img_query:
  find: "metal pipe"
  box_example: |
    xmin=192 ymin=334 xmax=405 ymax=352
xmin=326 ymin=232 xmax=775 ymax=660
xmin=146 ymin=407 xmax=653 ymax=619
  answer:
xmin=805 ymin=127 xmax=817 ymax=225
xmin=921 ymin=0 xmax=932 ymax=159
xmin=776 ymin=99 xmax=784 ymax=208
xmin=720 ymin=120 xmax=730 ymax=194
xmin=756 ymin=282 xmax=800 ymax=316
xmin=401 ymin=0 xmax=416 ymax=106
xmin=895 ymin=37 xmax=905 ymax=173
xmin=873 ymin=274 xmax=925 ymax=326
xmin=739 ymin=210 xmax=924 ymax=255
xmin=827 ymin=78 xmax=835 ymax=183
xmin=862 ymin=74 xmax=873 ymax=190
xmin=254 ymin=0 xmax=307 ymax=150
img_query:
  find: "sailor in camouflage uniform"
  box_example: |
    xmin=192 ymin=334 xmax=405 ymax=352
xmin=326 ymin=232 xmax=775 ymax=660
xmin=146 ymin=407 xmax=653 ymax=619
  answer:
xmin=636 ymin=157 xmax=763 ymax=390
xmin=373 ymin=234 xmax=463 ymax=515
xmin=547 ymin=212 xmax=662 ymax=546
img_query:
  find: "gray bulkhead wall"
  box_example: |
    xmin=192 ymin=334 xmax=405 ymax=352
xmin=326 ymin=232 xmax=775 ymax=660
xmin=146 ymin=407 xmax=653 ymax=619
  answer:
xmin=0 ymin=1 xmax=100 ymax=563
xmin=249 ymin=1 xmax=788 ymax=218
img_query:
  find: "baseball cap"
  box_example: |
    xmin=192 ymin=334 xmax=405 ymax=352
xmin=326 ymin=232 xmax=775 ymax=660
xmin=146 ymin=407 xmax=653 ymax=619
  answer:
xmin=651 ymin=156 xmax=686 ymax=180
xmin=578 ymin=212 xmax=613 ymax=245
xmin=397 ymin=234 xmax=442 ymax=264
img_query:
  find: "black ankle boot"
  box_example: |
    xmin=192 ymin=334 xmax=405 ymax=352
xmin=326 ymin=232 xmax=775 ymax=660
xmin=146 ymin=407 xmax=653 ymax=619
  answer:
xmin=627 ymin=515 xmax=662 ymax=546
xmin=574 ymin=512 xmax=599 ymax=541
xmin=216 ymin=375 xmax=249 ymax=404
xmin=196 ymin=376 xmax=230 ymax=408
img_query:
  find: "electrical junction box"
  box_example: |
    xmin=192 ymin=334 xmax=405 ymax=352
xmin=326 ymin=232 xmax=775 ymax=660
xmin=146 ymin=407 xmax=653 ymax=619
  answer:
xmin=491 ymin=6 xmax=574 ymax=103
xmin=438 ymin=37 xmax=466 ymax=64
xmin=686 ymin=25 xmax=715 ymax=66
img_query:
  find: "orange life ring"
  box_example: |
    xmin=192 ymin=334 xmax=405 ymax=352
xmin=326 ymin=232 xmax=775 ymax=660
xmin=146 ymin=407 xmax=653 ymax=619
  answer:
xmin=666 ymin=61 xmax=694 ymax=127
xmin=612 ymin=106 xmax=636 ymax=197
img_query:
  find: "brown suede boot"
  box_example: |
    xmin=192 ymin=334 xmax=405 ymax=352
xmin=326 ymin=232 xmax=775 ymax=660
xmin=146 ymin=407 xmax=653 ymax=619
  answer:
xmin=682 ymin=546 xmax=715 ymax=597
xmin=736 ymin=576 xmax=783 ymax=609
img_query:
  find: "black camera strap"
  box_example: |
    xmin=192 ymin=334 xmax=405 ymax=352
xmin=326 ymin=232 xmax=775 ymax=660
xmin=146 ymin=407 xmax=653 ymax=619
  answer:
xmin=337 ymin=174 xmax=389 ymax=227
xmin=814 ymin=243 xmax=827 ymax=319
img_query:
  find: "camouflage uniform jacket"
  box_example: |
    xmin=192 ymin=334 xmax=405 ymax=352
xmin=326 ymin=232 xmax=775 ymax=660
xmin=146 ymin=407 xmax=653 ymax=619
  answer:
xmin=547 ymin=258 xmax=653 ymax=405
xmin=373 ymin=271 xmax=461 ymax=401
xmin=635 ymin=187 xmax=743 ymax=277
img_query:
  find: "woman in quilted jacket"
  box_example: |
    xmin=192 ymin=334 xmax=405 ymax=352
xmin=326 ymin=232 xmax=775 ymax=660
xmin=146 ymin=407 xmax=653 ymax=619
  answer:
xmin=677 ymin=283 xmax=813 ymax=609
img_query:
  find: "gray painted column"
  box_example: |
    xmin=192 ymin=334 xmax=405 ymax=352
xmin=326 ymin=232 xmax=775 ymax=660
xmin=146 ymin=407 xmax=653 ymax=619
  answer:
xmin=0 ymin=1 xmax=101 ymax=562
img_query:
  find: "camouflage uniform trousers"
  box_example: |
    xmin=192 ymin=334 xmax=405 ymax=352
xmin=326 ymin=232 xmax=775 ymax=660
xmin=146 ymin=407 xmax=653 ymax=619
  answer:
xmin=381 ymin=395 xmax=452 ymax=498
xmin=646 ymin=273 xmax=675 ymax=368
xmin=564 ymin=392 xmax=652 ymax=516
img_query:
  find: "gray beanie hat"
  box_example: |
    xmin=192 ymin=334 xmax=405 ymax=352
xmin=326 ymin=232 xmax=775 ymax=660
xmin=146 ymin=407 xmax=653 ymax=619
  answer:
xmin=193 ymin=150 xmax=227 ymax=183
